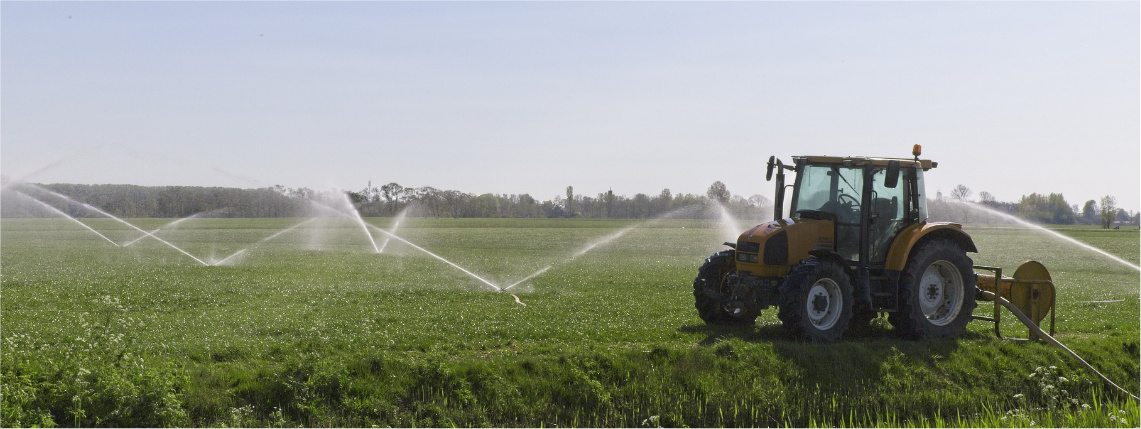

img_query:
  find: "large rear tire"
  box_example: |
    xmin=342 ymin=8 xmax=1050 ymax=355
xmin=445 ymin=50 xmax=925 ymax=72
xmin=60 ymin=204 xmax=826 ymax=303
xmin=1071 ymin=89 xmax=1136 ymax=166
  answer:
xmin=693 ymin=250 xmax=756 ymax=325
xmin=888 ymin=238 xmax=977 ymax=339
xmin=777 ymin=260 xmax=853 ymax=342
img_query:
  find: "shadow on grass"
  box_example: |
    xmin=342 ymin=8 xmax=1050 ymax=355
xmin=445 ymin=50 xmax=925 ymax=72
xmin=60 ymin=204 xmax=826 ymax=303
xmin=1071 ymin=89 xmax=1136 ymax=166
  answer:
xmin=679 ymin=316 xmax=993 ymax=392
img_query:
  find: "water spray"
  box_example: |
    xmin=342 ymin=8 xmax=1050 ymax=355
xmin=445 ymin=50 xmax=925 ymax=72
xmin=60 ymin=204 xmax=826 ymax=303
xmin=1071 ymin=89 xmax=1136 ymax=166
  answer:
xmin=22 ymin=184 xmax=210 ymax=266
xmin=122 ymin=210 xmax=215 ymax=247
xmin=499 ymin=226 xmax=640 ymax=293
xmin=501 ymin=266 xmax=551 ymax=292
xmin=211 ymin=218 xmax=319 ymax=266
xmin=338 ymin=193 xmax=382 ymax=253
xmin=571 ymin=225 xmax=639 ymax=259
xmin=960 ymin=201 xmax=1140 ymax=272
xmin=306 ymin=197 xmax=382 ymax=252
xmin=212 ymin=249 xmax=247 ymax=266
xmin=306 ymin=200 xmax=352 ymax=217
xmin=714 ymin=201 xmax=744 ymax=242
xmin=366 ymin=224 xmax=500 ymax=292
xmin=377 ymin=207 xmax=409 ymax=253
xmin=310 ymin=198 xmax=500 ymax=291
xmin=502 ymin=205 xmax=707 ymax=292
xmin=14 ymin=191 xmax=121 ymax=247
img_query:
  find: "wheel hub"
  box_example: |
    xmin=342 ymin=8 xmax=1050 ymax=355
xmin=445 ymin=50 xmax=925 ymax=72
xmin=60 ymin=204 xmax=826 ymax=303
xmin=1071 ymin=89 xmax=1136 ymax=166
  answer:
xmin=918 ymin=260 xmax=965 ymax=326
xmin=805 ymin=278 xmax=842 ymax=330
xmin=811 ymin=293 xmax=829 ymax=313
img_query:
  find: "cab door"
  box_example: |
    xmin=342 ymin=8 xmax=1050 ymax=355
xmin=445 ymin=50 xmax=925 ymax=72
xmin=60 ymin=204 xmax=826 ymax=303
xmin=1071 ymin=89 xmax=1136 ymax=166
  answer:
xmin=868 ymin=168 xmax=907 ymax=263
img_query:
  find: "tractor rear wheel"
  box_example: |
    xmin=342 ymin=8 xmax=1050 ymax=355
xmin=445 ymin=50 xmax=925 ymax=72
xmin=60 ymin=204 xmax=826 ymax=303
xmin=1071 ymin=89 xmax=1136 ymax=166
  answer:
xmin=778 ymin=260 xmax=853 ymax=342
xmin=693 ymin=250 xmax=756 ymax=325
xmin=889 ymin=239 xmax=977 ymax=339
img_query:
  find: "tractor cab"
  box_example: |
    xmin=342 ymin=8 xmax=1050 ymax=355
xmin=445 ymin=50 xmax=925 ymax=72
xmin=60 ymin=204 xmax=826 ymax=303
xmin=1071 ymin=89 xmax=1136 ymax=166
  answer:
xmin=773 ymin=154 xmax=934 ymax=265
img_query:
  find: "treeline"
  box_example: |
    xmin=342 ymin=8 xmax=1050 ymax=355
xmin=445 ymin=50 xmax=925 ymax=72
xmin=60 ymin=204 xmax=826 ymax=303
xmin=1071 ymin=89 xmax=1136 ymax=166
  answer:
xmin=7 ymin=182 xmax=1133 ymax=227
xmin=1 ymin=182 xmax=771 ymax=220
xmin=2 ymin=184 xmax=309 ymax=218
xmin=929 ymin=185 xmax=1138 ymax=228
xmin=345 ymin=182 xmax=770 ymax=220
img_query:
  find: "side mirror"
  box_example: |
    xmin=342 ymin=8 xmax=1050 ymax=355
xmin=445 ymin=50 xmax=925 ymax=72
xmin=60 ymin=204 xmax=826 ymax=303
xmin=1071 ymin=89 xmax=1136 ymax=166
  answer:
xmin=766 ymin=156 xmax=776 ymax=181
xmin=885 ymin=160 xmax=900 ymax=188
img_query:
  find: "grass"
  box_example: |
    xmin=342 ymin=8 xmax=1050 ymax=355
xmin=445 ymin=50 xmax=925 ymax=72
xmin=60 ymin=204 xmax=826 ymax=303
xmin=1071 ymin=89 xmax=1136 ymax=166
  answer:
xmin=2 ymin=216 xmax=1138 ymax=427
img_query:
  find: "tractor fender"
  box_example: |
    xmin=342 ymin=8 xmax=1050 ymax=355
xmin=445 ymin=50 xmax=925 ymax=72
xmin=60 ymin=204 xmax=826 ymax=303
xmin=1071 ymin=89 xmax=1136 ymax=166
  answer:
xmin=884 ymin=222 xmax=977 ymax=271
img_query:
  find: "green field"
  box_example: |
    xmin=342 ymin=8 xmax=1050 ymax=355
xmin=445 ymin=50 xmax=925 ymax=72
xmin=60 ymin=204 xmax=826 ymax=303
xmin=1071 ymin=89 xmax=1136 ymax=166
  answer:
xmin=2 ymin=217 xmax=1138 ymax=427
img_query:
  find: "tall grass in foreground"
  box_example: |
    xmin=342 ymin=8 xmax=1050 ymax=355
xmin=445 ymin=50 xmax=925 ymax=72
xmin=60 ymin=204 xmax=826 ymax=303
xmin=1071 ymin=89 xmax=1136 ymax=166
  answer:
xmin=5 ymin=318 xmax=1138 ymax=427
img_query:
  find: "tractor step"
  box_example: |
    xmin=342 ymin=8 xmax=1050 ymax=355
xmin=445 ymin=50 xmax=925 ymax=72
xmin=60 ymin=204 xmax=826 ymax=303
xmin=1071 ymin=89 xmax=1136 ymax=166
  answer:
xmin=869 ymin=275 xmax=897 ymax=310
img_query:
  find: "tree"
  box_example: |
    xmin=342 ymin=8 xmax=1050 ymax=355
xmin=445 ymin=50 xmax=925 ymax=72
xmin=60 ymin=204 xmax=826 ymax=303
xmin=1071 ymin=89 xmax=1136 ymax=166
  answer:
xmin=1017 ymin=193 xmax=1075 ymax=224
xmin=654 ymin=188 xmax=673 ymax=215
xmin=565 ymin=186 xmax=575 ymax=216
xmin=605 ymin=189 xmax=615 ymax=219
xmin=1081 ymin=200 xmax=1098 ymax=225
xmin=1099 ymin=195 xmax=1116 ymax=229
xmin=1047 ymin=193 xmax=1075 ymax=224
xmin=950 ymin=184 xmax=972 ymax=202
xmin=1116 ymin=209 xmax=1131 ymax=224
xmin=706 ymin=181 xmax=730 ymax=204
xmin=346 ymin=190 xmax=367 ymax=205
xmin=978 ymin=191 xmax=997 ymax=206
xmin=379 ymin=182 xmax=404 ymax=214
xmin=632 ymin=193 xmax=650 ymax=219
xmin=748 ymin=194 xmax=771 ymax=207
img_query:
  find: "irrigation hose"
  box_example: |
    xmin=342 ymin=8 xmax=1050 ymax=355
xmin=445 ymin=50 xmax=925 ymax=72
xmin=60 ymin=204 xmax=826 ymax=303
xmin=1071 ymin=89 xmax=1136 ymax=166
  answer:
xmin=978 ymin=290 xmax=1140 ymax=401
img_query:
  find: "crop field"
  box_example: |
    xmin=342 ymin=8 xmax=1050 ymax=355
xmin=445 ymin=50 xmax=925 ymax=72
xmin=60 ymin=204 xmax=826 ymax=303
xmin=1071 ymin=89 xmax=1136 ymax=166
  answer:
xmin=2 ymin=216 xmax=1138 ymax=427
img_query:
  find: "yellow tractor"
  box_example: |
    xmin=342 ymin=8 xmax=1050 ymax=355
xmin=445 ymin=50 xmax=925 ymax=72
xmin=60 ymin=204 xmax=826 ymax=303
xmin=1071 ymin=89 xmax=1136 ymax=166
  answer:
xmin=694 ymin=146 xmax=981 ymax=341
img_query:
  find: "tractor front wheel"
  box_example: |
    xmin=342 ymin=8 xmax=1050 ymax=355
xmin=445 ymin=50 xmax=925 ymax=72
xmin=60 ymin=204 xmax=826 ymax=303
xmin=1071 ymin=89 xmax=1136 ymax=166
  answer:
xmin=889 ymin=239 xmax=977 ymax=339
xmin=693 ymin=250 xmax=756 ymax=325
xmin=778 ymin=260 xmax=853 ymax=342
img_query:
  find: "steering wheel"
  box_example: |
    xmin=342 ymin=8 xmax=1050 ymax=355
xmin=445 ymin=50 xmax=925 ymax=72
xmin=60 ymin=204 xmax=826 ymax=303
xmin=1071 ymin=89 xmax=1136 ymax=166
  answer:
xmin=832 ymin=193 xmax=860 ymax=222
xmin=837 ymin=193 xmax=859 ymax=208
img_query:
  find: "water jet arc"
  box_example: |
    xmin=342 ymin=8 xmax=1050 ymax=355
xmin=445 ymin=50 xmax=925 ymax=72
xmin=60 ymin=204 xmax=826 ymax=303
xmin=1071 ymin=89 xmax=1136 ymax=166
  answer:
xmin=123 ymin=211 xmax=212 ymax=247
xmin=23 ymin=184 xmax=209 ymax=266
xmin=501 ymin=205 xmax=703 ymax=292
xmin=212 ymin=218 xmax=319 ymax=265
xmin=367 ymin=224 xmax=500 ymax=291
xmin=377 ymin=207 xmax=408 ymax=253
xmin=501 ymin=266 xmax=551 ymax=291
xmin=339 ymin=193 xmax=381 ymax=253
xmin=962 ymin=201 xmax=1140 ymax=272
xmin=714 ymin=201 xmax=744 ymax=241
xmin=15 ymin=191 xmax=120 ymax=247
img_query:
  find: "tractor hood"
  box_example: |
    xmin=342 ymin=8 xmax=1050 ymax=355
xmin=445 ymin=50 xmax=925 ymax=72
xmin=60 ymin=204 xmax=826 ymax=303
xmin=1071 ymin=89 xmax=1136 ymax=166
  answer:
xmin=733 ymin=217 xmax=835 ymax=277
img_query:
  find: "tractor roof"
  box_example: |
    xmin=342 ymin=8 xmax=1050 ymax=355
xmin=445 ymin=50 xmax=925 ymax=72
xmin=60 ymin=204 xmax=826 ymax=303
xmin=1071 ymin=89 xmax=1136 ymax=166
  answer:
xmin=795 ymin=156 xmax=937 ymax=170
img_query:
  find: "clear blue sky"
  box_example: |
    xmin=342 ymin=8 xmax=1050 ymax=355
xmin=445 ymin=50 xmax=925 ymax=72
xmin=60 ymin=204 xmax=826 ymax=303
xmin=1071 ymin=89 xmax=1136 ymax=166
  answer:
xmin=3 ymin=2 xmax=1138 ymax=211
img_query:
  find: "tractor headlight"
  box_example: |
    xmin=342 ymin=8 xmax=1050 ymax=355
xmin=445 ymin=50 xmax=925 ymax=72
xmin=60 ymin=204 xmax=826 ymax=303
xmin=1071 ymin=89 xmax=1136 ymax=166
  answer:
xmin=736 ymin=252 xmax=759 ymax=263
xmin=736 ymin=241 xmax=760 ymax=253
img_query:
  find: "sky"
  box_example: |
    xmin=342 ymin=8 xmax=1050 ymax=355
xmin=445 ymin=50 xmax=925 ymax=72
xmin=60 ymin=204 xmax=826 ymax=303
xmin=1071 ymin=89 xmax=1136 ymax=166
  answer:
xmin=2 ymin=2 xmax=1138 ymax=211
